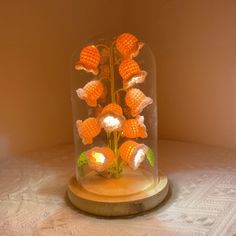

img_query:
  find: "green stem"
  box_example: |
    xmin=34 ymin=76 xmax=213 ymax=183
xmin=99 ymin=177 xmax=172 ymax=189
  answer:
xmin=109 ymin=41 xmax=116 ymax=103
xmin=113 ymin=131 xmax=119 ymax=177
xmin=106 ymin=132 xmax=112 ymax=148
xmin=108 ymin=40 xmax=121 ymax=177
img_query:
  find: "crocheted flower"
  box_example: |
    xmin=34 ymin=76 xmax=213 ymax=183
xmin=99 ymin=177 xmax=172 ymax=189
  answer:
xmin=76 ymin=117 xmax=101 ymax=145
xmin=75 ymin=46 xmax=100 ymax=75
xmin=122 ymin=115 xmax=147 ymax=139
xmin=116 ymin=33 xmax=144 ymax=58
xmin=118 ymin=140 xmax=148 ymax=170
xmin=125 ymin=88 xmax=153 ymax=117
xmin=76 ymin=80 xmax=104 ymax=107
xmin=98 ymin=103 xmax=125 ymax=133
xmin=119 ymin=59 xmax=147 ymax=89
xmin=86 ymin=146 xmax=114 ymax=172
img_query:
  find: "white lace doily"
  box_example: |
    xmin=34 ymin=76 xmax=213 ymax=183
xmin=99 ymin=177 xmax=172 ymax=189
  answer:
xmin=0 ymin=140 xmax=236 ymax=236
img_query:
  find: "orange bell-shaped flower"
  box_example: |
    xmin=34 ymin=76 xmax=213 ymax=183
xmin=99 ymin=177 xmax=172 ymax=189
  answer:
xmin=86 ymin=146 xmax=114 ymax=172
xmin=76 ymin=80 xmax=104 ymax=107
xmin=101 ymin=103 xmax=123 ymax=116
xmin=76 ymin=117 xmax=101 ymax=145
xmin=116 ymin=33 xmax=144 ymax=58
xmin=119 ymin=59 xmax=147 ymax=89
xmin=75 ymin=46 xmax=100 ymax=75
xmin=122 ymin=115 xmax=147 ymax=139
xmin=118 ymin=140 xmax=148 ymax=170
xmin=98 ymin=103 xmax=125 ymax=133
xmin=125 ymin=88 xmax=153 ymax=117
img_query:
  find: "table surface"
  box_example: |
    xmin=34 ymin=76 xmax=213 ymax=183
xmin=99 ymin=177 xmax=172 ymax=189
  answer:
xmin=1 ymin=140 xmax=236 ymax=236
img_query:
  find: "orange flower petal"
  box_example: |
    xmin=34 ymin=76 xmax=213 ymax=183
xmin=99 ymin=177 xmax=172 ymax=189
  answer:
xmin=116 ymin=33 xmax=144 ymax=58
xmin=119 ymin=140 xmax=148 ymax=170
xmin=87 ymin=146 xmax=114 ymax=172
xmin=122 ymin=115 xmax=147 ymax=139
xmin=76 ymin=117 xmax=101 ymax=145
xmin=119 ymin=59 xmax=147 ymax=89
xmin=98 ymin=103 xmax=125 ymax=133
xmin=75 ymin=46 xmax=100 ymax=75
xmin=125 ymin=88 xmax=153 ymax=117
xmin=76 ymin=80 xmax=104 ymax=107
xmin=101 ymin=103 xmax=123 ymax=116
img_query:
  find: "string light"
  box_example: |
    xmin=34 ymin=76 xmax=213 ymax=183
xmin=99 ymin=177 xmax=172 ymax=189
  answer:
xmin=87 ymin=147 xmax=114 ymax=172
xmin=98 ymin=103 xmax=125 ymax=133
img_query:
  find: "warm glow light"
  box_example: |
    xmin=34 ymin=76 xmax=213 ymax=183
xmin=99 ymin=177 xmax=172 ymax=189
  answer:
xmin=98 ymin=103 xmax=125 ymax=133
xmin=74 ymin=33 xmax=155 ymax=179
xmin=102 ymin=116 xmax=121 ymax=131
xmin=87 ymin=147 xmax=115 ymax=172
xmin=93 ymin=152 xmax=105 ymax=164
xmin=118 ymin=140 xmax=148 ymax=170
xmin=133 ymin=149 xmax=145 ymax=168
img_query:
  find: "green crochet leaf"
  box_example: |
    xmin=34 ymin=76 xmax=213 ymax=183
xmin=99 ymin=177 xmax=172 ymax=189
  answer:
xmin=146 ymin=148 xmax=155 ymax=167
xmin=77 ymin=152 xmax=88 ymax=176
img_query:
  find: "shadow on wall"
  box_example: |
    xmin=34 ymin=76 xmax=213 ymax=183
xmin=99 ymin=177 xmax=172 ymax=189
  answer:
xmin=0 ymin=0 xmax=125 ymax=156
xmin=124 ymin=0 xmax=236 ymax=150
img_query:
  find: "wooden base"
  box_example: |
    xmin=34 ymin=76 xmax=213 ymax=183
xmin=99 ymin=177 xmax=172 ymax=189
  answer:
xmin=80 ymin=168 xmax=155 ymax=197
xmin=67 ymin=172 xmax=169 ymax=217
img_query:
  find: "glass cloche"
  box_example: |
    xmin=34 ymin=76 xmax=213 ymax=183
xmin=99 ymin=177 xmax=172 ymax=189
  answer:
xmin=68 ymin=33 xmax=168 ymax=216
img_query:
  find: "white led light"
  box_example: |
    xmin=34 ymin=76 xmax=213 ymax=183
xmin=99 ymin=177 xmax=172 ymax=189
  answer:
xmin=93 ymin=152 xmax=105 ymax=164
xmin=133 ymin=149 xmax=145 ymax=168
xmin=102 ymin=115 xmax=121 ymax=131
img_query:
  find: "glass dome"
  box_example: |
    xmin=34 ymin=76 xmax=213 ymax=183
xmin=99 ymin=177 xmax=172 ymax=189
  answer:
xmin=70 ymin=33 xmax=158 ymax=199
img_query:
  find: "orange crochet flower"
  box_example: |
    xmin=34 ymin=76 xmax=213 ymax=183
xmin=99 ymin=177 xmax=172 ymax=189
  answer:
xmin=75 ymin=46 xmax=100 ymax=75
xmin=125 ymin=88 xmax=153 ymax=117
xmin=118 ymin=140 xmax=148 ymax=170
xmin=86 ymin=146 xmax=114 ymax=172
xmin=122 ymin=115 xmax=147 ymax=139
xmin=76 ymin=80 xmax=104 ymax=107
xmin=101 ymin=103 xmax=123 ymax=116
xmin=98 ymin=103 xmax=125 ymax=133
xmin=119 ymin=59 xmax=147 ymax=89
xmin=76 ymin=117 xmax=101 ymax=145
xmin=116 ymin=33 xmax=144 ymax=58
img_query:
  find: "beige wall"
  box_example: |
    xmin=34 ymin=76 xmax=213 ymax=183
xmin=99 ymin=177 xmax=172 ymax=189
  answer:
xmin=125 ymin=0 xmax=236 ymax=150
xmin=0 ymin=0 xmax=124 ymax=156
xmin=1 ymin=0 xmax=236 ymax=156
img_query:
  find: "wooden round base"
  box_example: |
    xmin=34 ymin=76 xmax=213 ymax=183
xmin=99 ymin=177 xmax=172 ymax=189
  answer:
xmin=80 ymin=168 xmax=155 ymax=197
xmin=67 ymin=174 xmax=169 ymax=217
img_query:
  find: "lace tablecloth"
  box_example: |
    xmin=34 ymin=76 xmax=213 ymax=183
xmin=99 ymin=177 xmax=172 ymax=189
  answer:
xmin=1 ymin=140 xmax=236 ymax=236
